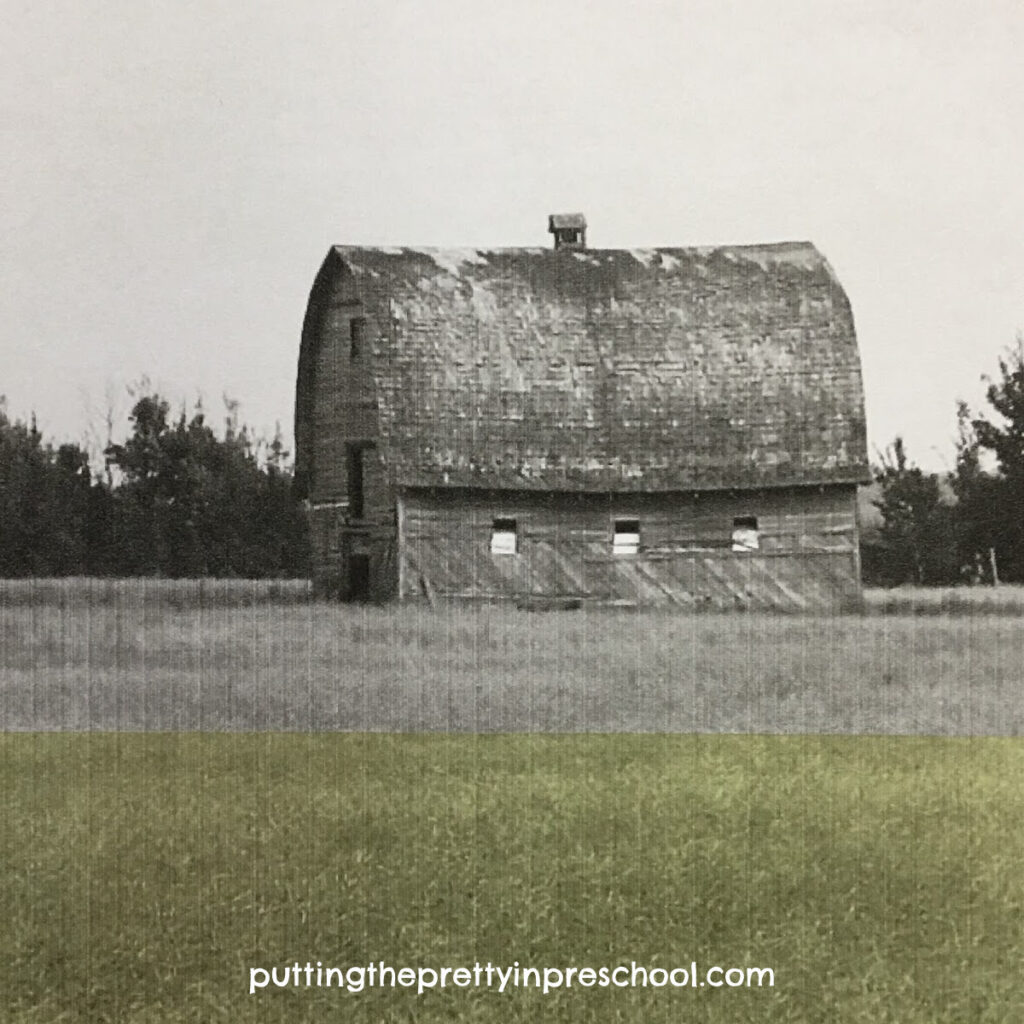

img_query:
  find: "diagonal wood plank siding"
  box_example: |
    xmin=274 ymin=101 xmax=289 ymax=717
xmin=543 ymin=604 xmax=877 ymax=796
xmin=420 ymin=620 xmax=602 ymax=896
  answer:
xmin=398 ymin=484 xmax=861 ymax=612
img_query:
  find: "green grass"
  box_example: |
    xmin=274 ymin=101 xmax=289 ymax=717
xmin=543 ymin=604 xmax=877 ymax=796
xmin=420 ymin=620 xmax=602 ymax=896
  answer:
xmin=3 ymin=734 xmax=1023 ymax=1022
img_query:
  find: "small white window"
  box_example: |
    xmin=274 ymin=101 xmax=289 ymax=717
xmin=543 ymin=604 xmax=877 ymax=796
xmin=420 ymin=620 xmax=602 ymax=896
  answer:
xmin=613 ymin=518 xmax=640 ymax=555
xmin=732 ymin=515 xmax=760 ymax=552
xmin=491 ymin=518 xmax=518 ymax=555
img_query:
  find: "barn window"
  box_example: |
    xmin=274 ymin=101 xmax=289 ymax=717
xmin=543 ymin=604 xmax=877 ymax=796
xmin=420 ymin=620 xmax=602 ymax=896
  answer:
xmin=613 ymin=518 xmax=640 ymax=555
xmin=350 ymin=317 xmax=367 ymax=358
xmin=732 ymin=515 xmax=760 ymax=552
xmin=491 ymin=518 xmax=518 ymax=555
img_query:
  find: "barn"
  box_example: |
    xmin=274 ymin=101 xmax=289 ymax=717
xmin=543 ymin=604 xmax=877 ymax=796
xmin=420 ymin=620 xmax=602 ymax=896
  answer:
xmin=294 ymin=216 xmax=869 ymax=611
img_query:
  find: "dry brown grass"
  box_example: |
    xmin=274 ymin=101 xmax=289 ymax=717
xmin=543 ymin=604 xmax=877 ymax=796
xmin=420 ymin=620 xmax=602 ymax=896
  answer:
xmin=4 ymin=577 xmax=1024 ymax=615
xmin=0 ymin=576 xmax=312 ymax=608
xmin=2 ymin=579 xmax=1023 ymax=733
xmin=865 ymin=584 xmax=1024 ymax=616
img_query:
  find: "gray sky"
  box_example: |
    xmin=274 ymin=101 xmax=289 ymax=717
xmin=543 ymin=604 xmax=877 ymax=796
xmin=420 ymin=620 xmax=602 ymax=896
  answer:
xmin=3 ymin=0 xmax=1022 ymax=470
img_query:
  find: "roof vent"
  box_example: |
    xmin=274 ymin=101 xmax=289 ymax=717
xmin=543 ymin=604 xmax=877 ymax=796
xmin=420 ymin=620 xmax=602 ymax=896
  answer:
xmin=548 ymin=213 xmax=586 ymax=251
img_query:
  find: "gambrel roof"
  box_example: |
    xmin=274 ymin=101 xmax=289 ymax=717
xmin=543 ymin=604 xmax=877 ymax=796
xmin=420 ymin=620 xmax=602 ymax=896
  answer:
xmin=295 ymin=241 xmax=869 ymax=494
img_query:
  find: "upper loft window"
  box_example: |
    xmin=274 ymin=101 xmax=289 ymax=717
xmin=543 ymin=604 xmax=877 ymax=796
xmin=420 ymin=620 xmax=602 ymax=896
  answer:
xmin=732 ymin=516 xmax=760 ymax=552
xmin=491 ymin=518 xmax=518 ymax=555
xmin=613 ymin=518 xmax=640 ymax=556
xmin=350 ymin=317 xmax=367 ymax=359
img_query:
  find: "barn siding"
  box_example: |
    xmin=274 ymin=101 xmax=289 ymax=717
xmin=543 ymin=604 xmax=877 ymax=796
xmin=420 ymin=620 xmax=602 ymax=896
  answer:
xmin=305 ymin=266 xmax=396 ymax=599
xmin=308 ymin=449 xmax=396 ymax=600
xmin=308 ymin=269 xmax=378 ymax=501
xmin=399 ymin=485 xmax=860 ymax=611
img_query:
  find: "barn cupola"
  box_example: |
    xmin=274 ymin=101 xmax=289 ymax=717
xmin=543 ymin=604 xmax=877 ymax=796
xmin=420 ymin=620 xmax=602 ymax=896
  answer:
xmin=548 ymin=212 xmax=587 ymax=250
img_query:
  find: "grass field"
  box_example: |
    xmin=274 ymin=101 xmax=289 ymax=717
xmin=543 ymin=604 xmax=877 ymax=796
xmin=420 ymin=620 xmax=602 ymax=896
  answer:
xmin=2 ymin=579 xmax=1023 ymax=732
xmin=0 ymin=577 xmax=314 ymax=609
xmin=4 ymin=733 xmax=1024 ymax=1023
xmin=865 ymin=584 xmax=1024 ymax=616
xmin=3 ymin=579 xmax=1024 ymax=1021
xmin=4 ymin=575 xmax=1024 ymax=614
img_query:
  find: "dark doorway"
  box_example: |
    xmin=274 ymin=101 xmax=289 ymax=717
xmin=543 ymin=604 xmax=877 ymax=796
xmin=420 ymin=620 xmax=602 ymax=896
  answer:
xmin=347 ymin=554 xmax=371 ymax=601
xmin=346 ymin=445 xmax=365 ymax=519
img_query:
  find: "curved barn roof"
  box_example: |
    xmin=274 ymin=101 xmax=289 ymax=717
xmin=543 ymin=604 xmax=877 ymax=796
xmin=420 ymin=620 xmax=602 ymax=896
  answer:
xmin=296 ymin=241 xmax=869 ymax=494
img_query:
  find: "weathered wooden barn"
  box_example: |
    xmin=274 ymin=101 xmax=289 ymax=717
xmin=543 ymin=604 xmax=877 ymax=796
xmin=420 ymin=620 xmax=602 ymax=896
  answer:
xmin=294 ymin=217 xmax=869 ymax=610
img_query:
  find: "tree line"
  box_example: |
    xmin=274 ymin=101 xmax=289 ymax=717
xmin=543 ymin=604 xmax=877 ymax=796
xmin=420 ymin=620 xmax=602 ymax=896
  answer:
xmin=865 ymin=336 xmax=1024 ymax=586
xmin=0 ymin=390 xmax=309 ymax=578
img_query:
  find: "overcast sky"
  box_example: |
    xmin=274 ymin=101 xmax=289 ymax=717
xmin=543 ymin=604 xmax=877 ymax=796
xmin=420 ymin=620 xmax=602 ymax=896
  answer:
xmin=3 ymin=0 xmax=1022 ymax=470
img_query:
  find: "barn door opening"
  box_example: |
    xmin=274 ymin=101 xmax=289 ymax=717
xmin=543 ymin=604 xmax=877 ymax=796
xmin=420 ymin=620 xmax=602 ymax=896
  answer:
xmin=347 ymin=553 xmax=371 ymax=601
